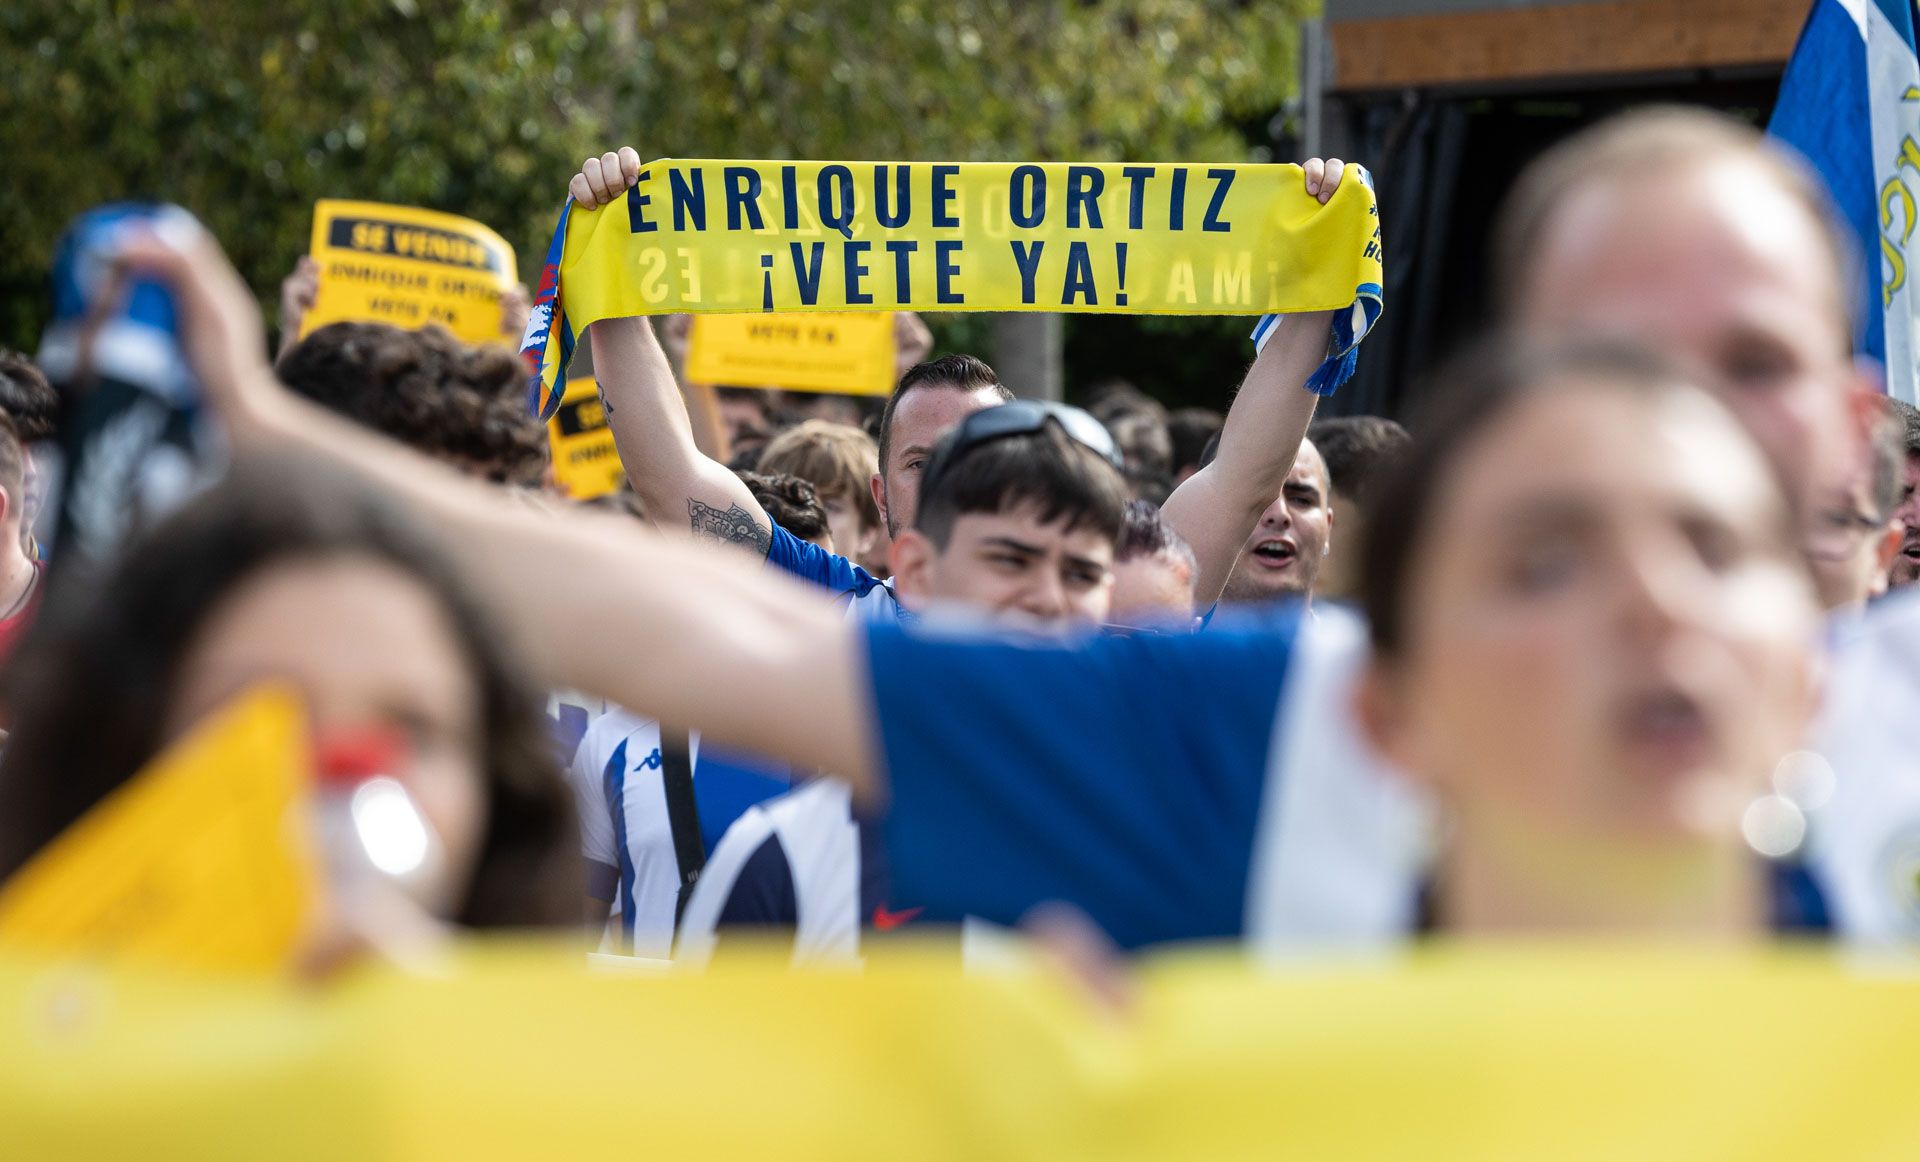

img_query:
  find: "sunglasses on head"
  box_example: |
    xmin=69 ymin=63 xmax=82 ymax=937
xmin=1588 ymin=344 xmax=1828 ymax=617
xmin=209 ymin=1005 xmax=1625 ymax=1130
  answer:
xmin=918 ymin=401 xmax=1122 ymax=499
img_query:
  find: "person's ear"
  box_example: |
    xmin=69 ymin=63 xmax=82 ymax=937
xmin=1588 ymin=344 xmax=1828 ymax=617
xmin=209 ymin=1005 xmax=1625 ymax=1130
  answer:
xmin=870 ymin=471 xmax=889 ymax=532
xmin=889 ymin=528 xmax=938 ymax=601
xmin=856 ymin=519 xmax=882 ymax=564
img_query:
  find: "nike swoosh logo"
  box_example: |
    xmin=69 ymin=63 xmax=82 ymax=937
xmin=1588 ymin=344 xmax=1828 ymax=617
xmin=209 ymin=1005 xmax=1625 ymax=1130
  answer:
xmin=870 ymin=905 xmax=923 ymax=931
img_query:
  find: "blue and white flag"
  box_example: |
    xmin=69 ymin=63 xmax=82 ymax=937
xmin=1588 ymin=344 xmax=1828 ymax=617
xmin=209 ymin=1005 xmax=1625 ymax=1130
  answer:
xmin=1772 ymin=0 xmax=1920 ymax=403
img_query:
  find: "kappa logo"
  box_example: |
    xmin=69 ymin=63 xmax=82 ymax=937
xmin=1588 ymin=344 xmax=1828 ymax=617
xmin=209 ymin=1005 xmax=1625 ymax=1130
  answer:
xmin=637 ymin=747 xmax=664 ymax=773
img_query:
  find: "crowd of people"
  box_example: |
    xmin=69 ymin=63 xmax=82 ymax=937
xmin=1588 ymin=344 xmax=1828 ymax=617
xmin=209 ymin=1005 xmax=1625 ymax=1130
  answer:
xmin=3 ymin=106 xmax=1920 ymax=985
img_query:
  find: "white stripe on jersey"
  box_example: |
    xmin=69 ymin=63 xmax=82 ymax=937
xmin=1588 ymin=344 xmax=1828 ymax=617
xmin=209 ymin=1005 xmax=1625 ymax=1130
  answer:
xmin=567 ymin=707 xmax=702 ymax=958
xmin=1244 ymin=605 xmax=1433 ymax=954
xmin=676 ymin=780 xmax=863 ymax=967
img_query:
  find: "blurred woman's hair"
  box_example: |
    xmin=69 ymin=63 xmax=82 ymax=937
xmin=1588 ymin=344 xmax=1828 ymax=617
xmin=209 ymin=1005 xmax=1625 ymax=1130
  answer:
xmin=0 ymin=457 xmax=578 ymax=927
xmin=1360 ymin=337 xmax=1802 ymax=659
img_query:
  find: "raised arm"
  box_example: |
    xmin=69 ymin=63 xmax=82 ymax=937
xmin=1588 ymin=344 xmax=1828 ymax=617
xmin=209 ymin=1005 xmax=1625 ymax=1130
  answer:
xmin=121 ymin=220 xmax=880 ymax=796
xmin=1159 ymin=157 xmax=1349 ymax=609
xmin=570 ymin=148 xmax=772 ymax=557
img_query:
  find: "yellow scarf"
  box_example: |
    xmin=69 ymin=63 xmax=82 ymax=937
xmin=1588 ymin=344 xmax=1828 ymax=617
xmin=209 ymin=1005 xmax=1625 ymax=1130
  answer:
xmin=522 ymin=159 xmax=1384 ymax=417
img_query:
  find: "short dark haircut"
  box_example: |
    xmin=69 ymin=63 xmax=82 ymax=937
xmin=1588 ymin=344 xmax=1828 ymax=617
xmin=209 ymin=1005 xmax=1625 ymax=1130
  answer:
xmin=278 ymin=322 xmax=550 ymax=487
xmin=1308 ymin=415 xmax=1412 ymax=506
xmin=737 ymin=470 xmax=831 ymax=544
xmin=1361 ymin=338 xmax=1795 ymax=660
xmin=876 ymin=354 xmax=1013 ymax=473
xmin=913 ymin=420 xmax=1129 ymax=552
xmin=1167 ymin=407 xmax=1224 ymax=477
xmin=0 ymin=350 xmax=58 ymax=443
xmin=1118 ymin=498 xmax=1197 ymax=574
xmin=1889 ymin=397 xmax=1920 ymax=462
xmin=0 ymin=458 xmax=579 ymax=928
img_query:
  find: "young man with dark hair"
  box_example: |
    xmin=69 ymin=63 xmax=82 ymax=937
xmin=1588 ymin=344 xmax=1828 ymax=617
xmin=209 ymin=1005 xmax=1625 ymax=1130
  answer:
xmin=678 ymin=403 xmax=1129 ymax=963
xmin=1200 ymin=432 xmax=1335 ymax=607
xmin=279 ymin=321 xmax=551 ymax=487
xmin=1307 ymin=415 xmax=1410 ymax=601
xmin=1887 ymin=398 xmax=1920 ymax=590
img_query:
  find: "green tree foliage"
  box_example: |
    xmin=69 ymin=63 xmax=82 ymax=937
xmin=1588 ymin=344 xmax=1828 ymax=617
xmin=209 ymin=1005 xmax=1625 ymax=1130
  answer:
xmin=0 ymin=0 xmax=1308 ymax=392
xmin=0 ymin=0 xmax=612 ymax=347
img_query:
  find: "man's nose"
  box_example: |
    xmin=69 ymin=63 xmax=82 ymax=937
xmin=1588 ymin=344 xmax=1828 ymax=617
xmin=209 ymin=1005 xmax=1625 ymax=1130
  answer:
xmin=1020 ymin=568 xmax=1069 ymax=620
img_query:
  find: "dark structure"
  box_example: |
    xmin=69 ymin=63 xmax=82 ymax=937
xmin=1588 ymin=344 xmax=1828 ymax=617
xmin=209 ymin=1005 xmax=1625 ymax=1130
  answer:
xmin=1305 ymin=0 xmax=1809 ymax=419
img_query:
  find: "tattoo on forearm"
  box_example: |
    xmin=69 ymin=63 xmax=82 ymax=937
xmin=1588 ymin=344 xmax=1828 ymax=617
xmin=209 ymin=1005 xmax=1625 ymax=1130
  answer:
xmin=689 ymin=499 xmax=772 ymax=557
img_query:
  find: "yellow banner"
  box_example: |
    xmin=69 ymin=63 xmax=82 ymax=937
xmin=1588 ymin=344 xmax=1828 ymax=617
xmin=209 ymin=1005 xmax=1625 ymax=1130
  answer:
xmin=1 ymin=942 xmax=1916 ymax=1159
xmin=545 ymin=377 xmax=624 ymax=500
xmin=303 ymin=199 xmax=519 ymax=346
xmin=684 ymin=311 xmax=897 ymax=394
xmin=524 ymin=159 xmax=1385 ymax=417
xmin=0 ymin=688 xmax=315 ymax=974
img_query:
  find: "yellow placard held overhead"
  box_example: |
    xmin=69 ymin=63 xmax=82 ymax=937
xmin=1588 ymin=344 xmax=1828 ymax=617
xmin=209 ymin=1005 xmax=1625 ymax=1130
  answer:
xmin=684 ymin=311 xmax=897 ymax=395
xmin=524 ymin=159 xmax=1385 ymax=417
xmin=545 ymin=377 xmax=624 ymax=500
xmin=0 ymin=687 xmax=316 ymax=974
xmin=302 ymin=199 xmax=519 ymax=346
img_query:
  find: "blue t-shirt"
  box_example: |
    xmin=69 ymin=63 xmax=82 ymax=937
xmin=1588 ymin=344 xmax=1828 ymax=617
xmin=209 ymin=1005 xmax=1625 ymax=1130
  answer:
xmin=865 ymin=607 xmax=1305 ymax=950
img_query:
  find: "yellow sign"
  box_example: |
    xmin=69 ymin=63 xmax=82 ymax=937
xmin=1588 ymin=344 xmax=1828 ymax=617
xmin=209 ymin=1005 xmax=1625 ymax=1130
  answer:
xmin=0 ymin=688 xmax=315 ymax=974
xmin=526 ymin=159 xmax=1384 ymax=416
xmin=546 ymin=377 xmax=624 ymax=500
xmin=303 ymin=199 xmax=519 ymax=345
xmin=684 ymin=311 xmax=897 ymax=395
xmin=0 ymin=943 xmax=1917 ymax=1158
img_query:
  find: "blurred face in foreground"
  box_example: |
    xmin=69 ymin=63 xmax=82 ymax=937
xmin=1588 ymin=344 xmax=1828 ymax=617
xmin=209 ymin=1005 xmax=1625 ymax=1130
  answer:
xmin=163 ymin=555 xmax=488 ymax=917
xmin=1515 ymin=158 xmax=1867 ymax=535
xmin=892 ymin=504 xmax=1115 ymax=631
xmin=1362 ymin=377 xmax=1820 ymax=926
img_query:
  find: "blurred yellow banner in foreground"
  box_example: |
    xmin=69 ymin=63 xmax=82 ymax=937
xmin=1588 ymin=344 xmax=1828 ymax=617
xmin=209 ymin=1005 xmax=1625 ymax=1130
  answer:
xmin=0 ymin=941 xmax=1914 ymax=1160
xmin=685 ymin=312 xmax=898 ymax=394
xmin=0 ymin=688 xmax=313 ymax=974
